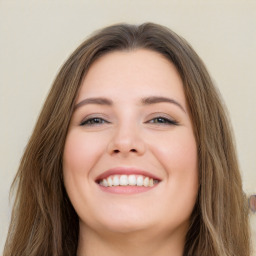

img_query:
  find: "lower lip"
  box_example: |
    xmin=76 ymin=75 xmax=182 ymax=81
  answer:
xmin=98 ymin=184 xmax=158 ymax=194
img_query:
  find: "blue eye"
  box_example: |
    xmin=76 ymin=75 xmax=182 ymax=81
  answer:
xmin=147 ymin=117 xmax=178 ymax=125
xmin=80 ymin=117 xmax=109 ymax=126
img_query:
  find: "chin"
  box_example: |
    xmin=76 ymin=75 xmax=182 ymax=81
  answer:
xmin=83 ymin=207 xmax=157 ymax=235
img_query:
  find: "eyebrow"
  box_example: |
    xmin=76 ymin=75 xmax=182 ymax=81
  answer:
xmin=74 ymin=97 xmax=113 ymax=110
xmin=141 ymin=96 xmax=186 ymax=113
xmin=74 ymin=96 xmax=186 ymax=113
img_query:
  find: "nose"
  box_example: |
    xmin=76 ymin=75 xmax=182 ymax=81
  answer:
xmin=107 ymin=124 xmax=146 ymax=157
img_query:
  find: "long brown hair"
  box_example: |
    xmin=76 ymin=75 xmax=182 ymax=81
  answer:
xmin=4 ymin=23 xmax=251 ymax=256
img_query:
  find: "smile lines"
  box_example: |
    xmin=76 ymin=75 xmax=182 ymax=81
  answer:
xmin=97 ymin=175 xmax=159 ymax=187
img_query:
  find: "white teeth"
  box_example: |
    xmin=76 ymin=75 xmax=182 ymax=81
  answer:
xmin=120 ymin=175 xmax=128 ymax=186
xmin=99 ymin=174 xmax=159 ymax=187
xmin=136 ymin=176 xmax=144 ymax=186
xmin=143 ymin=177 xmax=149 ymax=187
xmin=113 ymin=175 xmax=120 ymax=186
xmin=102 ymin=179 xmax=108 ymax=187
xmin=128 ymin=175 xmax=136 ymax=185
xmin=107 ymin=177 xmax=113 ymax=186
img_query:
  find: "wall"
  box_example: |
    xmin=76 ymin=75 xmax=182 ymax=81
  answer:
xmin=0 ymin=0 xmax=255 ymax=254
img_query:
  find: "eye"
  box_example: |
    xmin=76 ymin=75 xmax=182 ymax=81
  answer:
xmin=146 ymin=116 xmax=179 ymax=126
xmin=80 ymin=117 xmax=110 ymax=126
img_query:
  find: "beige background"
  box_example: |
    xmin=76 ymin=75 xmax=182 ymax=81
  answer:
xmin=0 ymin=0 xmax=255 ymax=254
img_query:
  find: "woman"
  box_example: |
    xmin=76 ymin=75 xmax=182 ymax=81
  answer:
xmin=3 ymin=23 xmax=251 ymax=256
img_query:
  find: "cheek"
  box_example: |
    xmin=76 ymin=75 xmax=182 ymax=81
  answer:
xmin=63 ymin=130 xmax=105 ymax=174
xmin=150 ymin=129 xmax=198 ymax=205
xmin=62 ymin=130 xmax=108 ymax=220
xmin=62 ymin=130 xmax=106 ymax=208
xmin=151 ymin=129 xmax=197 ymax=173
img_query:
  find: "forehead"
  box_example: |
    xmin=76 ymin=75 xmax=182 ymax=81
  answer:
xmin=77 ymin=49 xmax=186 ymax=105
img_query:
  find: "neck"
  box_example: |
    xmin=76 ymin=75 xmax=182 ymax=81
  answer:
xmin=77 ymin=223 xmax=187 ymax=256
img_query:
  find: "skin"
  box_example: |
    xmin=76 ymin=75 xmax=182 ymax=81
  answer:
xmin=63 ymin=49 xmax=198 ymax=256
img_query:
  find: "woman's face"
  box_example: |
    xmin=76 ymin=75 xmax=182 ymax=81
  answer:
xmin=63 ymin=49 xmax=198 ymax=238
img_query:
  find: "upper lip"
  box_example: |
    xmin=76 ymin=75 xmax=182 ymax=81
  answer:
xmin=95 ymin=167 xmax=162 ymax=182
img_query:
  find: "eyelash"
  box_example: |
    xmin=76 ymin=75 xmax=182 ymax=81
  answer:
xmin=80 ymin=117 xmax=110 ymax=126
xmin=80 ymin=116 xmax=178 ymax=126
xmin=146 ymin=116 xmax=179 ymax=126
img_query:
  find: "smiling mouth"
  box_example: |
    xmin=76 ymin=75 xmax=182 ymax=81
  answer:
xmin=97 ymin=174 xmax=160 ymax=187
xmin=95 ymin=168 xmax=161 ymax=194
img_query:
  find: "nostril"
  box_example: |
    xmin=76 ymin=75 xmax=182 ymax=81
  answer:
xmin=112 ymin=148 xmax=137 ymax=154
